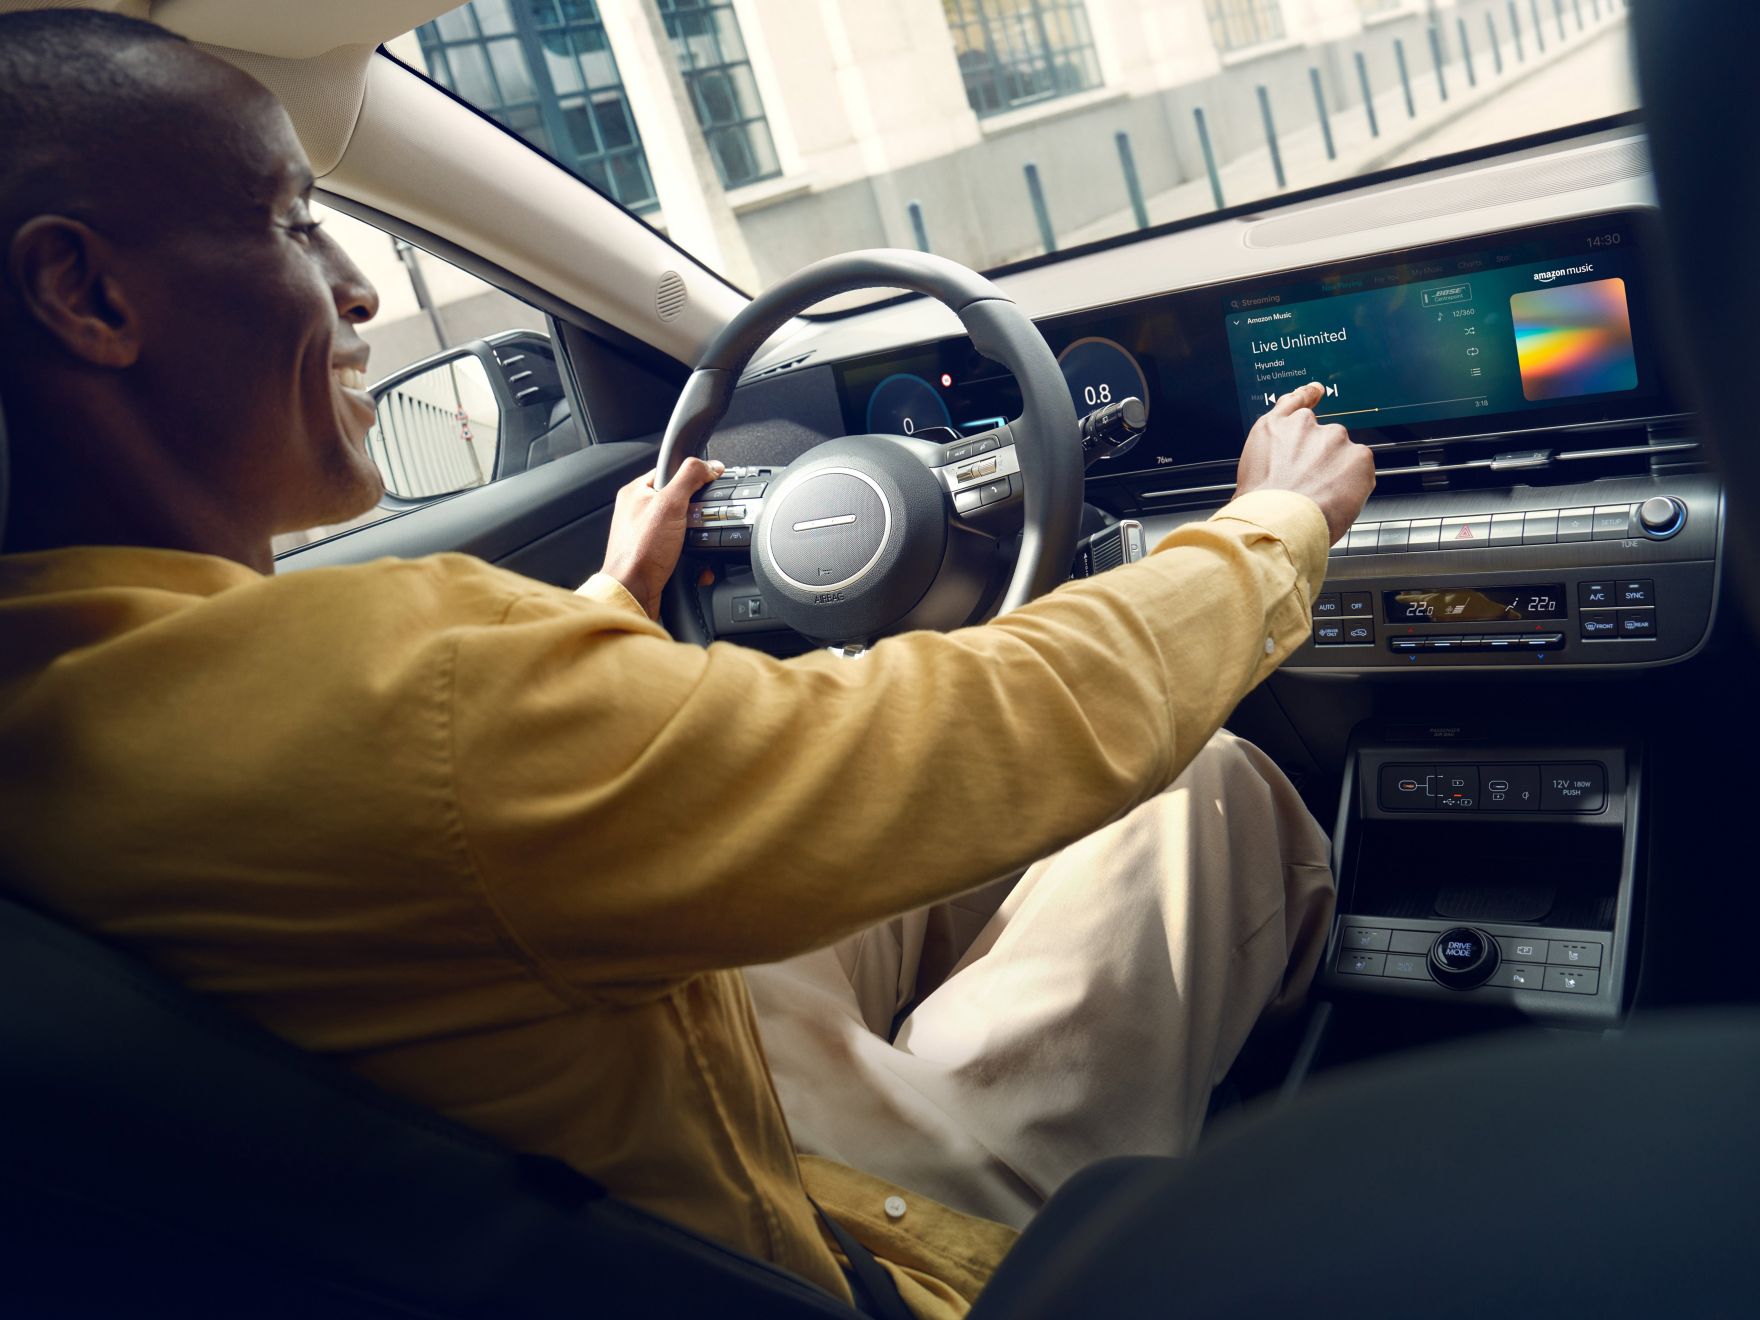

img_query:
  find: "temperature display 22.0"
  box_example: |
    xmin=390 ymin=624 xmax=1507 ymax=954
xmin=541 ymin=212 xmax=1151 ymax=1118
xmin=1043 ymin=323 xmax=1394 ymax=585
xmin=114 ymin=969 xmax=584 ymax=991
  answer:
xmin=1383 ymin=584 xmax=1567 ymax=624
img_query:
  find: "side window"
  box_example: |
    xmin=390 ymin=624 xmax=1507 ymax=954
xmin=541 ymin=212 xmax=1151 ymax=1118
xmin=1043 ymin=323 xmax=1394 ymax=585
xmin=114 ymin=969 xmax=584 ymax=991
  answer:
xmin=272 ymin=204 xmax=588 ymax=556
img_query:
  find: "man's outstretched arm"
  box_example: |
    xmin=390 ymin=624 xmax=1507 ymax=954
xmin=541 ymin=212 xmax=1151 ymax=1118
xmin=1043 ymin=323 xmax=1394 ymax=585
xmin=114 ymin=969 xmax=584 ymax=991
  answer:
xmin=448 ymin=384 xmax=1372 ymax=992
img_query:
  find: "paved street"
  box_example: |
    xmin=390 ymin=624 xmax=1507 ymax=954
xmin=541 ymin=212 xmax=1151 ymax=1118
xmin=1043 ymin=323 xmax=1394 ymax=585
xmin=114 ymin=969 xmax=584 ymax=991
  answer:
xmin=1053 ymin=10 xmax=1634 ymax=262
xmin=1380 ymin=18 xmax=1637 ymax=168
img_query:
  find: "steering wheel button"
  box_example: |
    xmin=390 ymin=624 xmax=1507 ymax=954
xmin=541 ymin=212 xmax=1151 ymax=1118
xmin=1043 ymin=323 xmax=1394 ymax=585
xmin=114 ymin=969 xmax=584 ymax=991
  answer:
xmin=978 ymin=477 xmax=1012 ymax=507
xmin=732 ymin=483 xmax=767 ymax=499
xmin=722 ymin=526 xmax=752 ymax=549
xmin=688 ymin=529 xmax=722 ymax=549
xmin=954 ymin=488 xmax=983 ymax=515
xmin=969 ymin=435 xmax=1000 ymax=455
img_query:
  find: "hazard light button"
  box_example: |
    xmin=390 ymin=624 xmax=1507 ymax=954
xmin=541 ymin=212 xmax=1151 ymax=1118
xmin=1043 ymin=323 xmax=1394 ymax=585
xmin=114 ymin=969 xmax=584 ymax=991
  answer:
xmin=1439 ymin=515 xmax=1492 ymax=544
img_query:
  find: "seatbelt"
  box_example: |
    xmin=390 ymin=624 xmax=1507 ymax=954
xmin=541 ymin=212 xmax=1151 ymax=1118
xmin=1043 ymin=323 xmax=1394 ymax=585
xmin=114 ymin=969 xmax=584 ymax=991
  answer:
xmin=810 ymin=1198 xmax=915 ymax=1320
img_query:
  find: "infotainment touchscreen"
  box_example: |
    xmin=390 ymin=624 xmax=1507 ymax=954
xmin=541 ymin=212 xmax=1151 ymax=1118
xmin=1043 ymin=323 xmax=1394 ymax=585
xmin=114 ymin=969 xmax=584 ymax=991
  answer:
xmin=1223 ymin=222 xmax=1651 ymax=434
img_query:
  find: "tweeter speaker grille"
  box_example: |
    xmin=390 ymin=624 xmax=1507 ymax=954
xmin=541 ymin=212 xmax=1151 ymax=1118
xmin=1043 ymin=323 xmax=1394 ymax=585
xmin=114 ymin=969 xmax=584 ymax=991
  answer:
xmin=656 ymin=270 xmax=688 ymax=322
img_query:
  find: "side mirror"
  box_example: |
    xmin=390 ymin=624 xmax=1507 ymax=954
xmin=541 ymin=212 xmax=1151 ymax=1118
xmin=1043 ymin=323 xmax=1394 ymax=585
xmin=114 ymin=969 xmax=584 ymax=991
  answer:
xmin=366 ymin=347 xmax=505 ymax=502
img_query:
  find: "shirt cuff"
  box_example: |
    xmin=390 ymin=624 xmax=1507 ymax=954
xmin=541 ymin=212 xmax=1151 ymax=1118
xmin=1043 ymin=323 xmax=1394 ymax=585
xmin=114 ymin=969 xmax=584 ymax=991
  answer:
xmin=575 ymin=572 xmax=649 ymax=619
xmin=1202 ymin=489 xmax=1332 ymax=605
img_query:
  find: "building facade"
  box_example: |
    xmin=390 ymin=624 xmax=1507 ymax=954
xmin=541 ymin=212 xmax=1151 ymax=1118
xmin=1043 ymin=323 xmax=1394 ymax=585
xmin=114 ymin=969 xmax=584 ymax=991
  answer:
xmin=340 ymin=0 xmax=1622 ymax=379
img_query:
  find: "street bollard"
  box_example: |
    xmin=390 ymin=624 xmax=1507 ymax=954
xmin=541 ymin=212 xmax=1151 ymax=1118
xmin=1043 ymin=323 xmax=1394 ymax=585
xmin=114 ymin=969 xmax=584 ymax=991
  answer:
xmin=1309 ymin=67 xmax=1336 ymax=161
xmin=1354 ymin=50 xmax=1380 ymax=138
xmin=906 ymin=200 xmax=931 ymax=253
xmin=1509 ymin=1 xmax=1526 ymax=61
xmin=1457 ymin=17 xmax=1477 ymax=87
xmin=1428 ymin=25 xmax=1449 ymax=102
xmin=1531 ymin=0 xmax=1546 ymax=54
xmin=1023 ymin=161 xmax=1056 ymax=254
xmin=1193 ymin=106 xmax=1225 ymax=210
xmin=1394 ymin=38 xmax=1416 ymax=119
xmin=1256 ymin=85 xmax=1286 ymax=190
xmin=1115 ymin=131 xmax=1149 ymax=231
xmin=1487 ymin=12 xmax=1504 ymax=75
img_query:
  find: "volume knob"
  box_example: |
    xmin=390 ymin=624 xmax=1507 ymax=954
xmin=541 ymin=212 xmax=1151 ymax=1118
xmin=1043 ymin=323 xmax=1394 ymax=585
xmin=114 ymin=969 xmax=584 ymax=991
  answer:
xmin=1638 ymin=496 xmax=1686 ymax=538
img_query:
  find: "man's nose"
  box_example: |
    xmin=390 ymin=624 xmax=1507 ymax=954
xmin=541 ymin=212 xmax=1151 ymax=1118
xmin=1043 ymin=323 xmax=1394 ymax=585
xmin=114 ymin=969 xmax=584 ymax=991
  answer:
xmin=327 ymin=243 xmax=379 ymax=326
xmin=336 ymin=266 xmax=379 ymax=326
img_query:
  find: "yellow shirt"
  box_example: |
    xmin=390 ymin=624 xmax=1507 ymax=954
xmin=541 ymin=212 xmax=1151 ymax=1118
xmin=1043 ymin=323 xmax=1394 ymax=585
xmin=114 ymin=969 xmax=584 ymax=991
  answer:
xmin=0 ymin=489 xmax=1328 ymax=1316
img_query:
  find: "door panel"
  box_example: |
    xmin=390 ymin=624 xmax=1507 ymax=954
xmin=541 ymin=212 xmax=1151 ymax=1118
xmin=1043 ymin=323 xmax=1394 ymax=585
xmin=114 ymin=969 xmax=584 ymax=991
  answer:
xmin=276 ymin=441 xmax=656 ymax=589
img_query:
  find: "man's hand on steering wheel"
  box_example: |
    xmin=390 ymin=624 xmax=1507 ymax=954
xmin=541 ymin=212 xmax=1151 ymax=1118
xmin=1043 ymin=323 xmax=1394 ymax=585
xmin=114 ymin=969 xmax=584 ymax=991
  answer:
xmin=601 ymin=457 xmax=725 ymax=619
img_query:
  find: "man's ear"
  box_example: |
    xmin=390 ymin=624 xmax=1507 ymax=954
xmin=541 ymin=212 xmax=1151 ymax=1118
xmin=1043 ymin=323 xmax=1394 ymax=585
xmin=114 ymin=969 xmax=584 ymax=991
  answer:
xmin=7 ymin=216 xmax=141 ymax=369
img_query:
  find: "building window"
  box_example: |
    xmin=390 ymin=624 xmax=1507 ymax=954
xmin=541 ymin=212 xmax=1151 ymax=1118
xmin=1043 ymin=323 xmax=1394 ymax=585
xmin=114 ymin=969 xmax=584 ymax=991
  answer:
xmin=1356 ymin=0 xmax=1403 ymax=16
xmin=1204 ymin=0 xmax=1287 ymax=54
xmin=417 ymin=0 xmax=659 ymax=212
xmin=657 ymin=0 xmax=781 ymax=189
xmin=943 ymin=0 xmax=1103 ymax=119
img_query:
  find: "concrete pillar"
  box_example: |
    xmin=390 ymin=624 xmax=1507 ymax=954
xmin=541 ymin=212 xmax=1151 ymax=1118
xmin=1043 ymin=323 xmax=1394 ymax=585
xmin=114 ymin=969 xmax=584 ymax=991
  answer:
xmin=601 ymin=0 xmax=762 ymax=291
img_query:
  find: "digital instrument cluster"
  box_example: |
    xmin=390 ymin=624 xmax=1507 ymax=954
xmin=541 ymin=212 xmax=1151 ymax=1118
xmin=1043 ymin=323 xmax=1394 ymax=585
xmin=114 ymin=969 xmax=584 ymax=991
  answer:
xmin=833 ymin=212 xmax=1678 ymax=483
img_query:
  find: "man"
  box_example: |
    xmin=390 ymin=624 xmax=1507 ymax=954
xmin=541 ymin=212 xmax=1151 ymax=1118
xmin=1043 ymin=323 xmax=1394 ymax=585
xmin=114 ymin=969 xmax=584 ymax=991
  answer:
xmin=0 ymin=10 xmax=1373 ymax=1316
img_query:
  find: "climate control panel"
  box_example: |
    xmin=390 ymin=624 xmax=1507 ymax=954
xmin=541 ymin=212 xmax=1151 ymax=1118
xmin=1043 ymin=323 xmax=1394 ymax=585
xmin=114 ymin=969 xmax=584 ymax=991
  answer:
xmin=1277 ymin=474 xmax=1720 ymax=671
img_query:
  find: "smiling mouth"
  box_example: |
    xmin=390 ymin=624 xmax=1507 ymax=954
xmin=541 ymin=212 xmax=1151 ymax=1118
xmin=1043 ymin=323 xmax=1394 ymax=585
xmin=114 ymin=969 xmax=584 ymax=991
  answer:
xmin=333 ymin=365 xmax=369 ymax=392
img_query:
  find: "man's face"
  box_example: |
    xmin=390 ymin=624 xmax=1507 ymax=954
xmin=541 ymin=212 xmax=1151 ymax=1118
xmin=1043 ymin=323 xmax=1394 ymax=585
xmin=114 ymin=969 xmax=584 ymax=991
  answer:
xmin=120 ymin=88 xmax=384 ymax=534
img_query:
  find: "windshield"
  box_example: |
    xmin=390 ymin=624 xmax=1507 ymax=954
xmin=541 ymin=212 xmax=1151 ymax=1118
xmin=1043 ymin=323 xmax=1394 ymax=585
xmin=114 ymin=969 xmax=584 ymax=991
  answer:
xmin=389 ymin=1 xmax=1638 ymax=300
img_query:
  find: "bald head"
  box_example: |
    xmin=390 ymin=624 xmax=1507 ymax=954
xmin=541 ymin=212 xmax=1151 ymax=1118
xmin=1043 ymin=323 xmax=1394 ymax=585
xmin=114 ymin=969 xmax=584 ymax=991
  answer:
xmin=0 ymin=9 xmax=293 ymax=252
xmin=0 ymin=7 xmax=382 ymax=568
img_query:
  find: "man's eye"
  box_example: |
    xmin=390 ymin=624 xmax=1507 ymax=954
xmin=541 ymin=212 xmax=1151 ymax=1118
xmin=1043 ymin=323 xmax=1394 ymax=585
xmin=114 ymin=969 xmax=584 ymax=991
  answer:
xmin=290 ymin=219 xmax=325 ymax=240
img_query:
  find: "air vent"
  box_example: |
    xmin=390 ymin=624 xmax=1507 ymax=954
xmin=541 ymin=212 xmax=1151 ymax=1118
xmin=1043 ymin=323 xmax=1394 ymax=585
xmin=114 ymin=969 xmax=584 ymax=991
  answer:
xmin=656 ymin=270 xmax=688 ymax=322
xmin=1125 ymin=421 xmax=1702 ymax=512
xmin=1366 ymin=423 xmax=1702 ymax=496
xmin=1245 ymin=139 xmax=1650 ymax=249
xmin=739 ymin=351 xmax=815 ymax=385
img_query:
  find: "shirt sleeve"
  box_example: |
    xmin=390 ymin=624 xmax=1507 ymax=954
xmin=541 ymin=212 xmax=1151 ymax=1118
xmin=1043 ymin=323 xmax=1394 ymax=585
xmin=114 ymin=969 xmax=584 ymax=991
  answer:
xmin=446 ymin=489 xmax=1330 ymax=994
xmin=575 ymin=571 xmax=648 ymax=618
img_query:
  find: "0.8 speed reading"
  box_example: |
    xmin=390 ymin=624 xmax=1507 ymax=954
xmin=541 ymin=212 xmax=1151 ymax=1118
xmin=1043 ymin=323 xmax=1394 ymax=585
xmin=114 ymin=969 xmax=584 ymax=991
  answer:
xmin=1057 ymin=336 xmax=1149 ymax=421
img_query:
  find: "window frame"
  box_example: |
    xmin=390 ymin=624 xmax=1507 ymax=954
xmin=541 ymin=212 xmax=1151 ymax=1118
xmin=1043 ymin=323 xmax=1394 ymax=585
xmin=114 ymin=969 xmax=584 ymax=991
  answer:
xmin=1203 ymin=0 xmax=1288 ymax=55
xmin=942 ymin=0 xmax=1105 ymax=120
xmin=415 ymin=0 xmax=660 ymax=213
xmin=656 ymin=0 xmax=783 ymax=190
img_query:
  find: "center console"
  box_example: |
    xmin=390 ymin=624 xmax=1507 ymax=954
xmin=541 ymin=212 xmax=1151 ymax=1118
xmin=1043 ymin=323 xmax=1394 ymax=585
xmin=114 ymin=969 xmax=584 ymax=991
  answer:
xmin=1320 ymin=736 xmax=1638 ymax=1025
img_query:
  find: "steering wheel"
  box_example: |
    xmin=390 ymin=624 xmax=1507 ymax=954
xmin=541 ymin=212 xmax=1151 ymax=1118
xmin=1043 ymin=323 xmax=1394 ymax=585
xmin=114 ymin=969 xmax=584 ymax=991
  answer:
xmin=655 ymin=250 xmax=1083 ymax=650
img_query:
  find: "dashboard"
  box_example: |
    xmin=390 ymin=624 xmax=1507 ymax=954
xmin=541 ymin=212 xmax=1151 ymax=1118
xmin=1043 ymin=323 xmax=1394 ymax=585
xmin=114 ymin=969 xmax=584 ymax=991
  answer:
xmin=706 ymin=126 xmax=1721 ymax=676
xmin=834 ymin=210 xmax=1677 ymax=483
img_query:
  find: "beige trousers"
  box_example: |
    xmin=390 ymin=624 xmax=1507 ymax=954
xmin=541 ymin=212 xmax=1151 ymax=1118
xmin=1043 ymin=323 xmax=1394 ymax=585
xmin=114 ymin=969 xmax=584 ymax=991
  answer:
xmin=744 ymin=730 xmax=1335 ymax=1229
